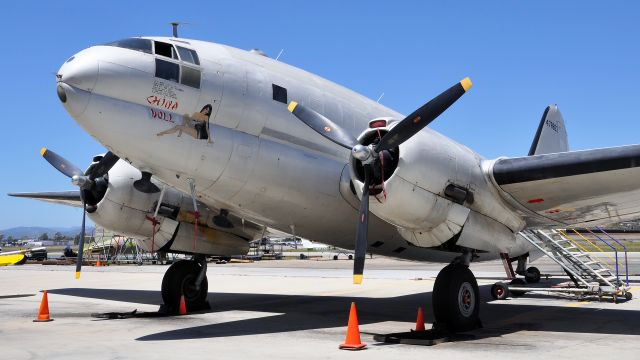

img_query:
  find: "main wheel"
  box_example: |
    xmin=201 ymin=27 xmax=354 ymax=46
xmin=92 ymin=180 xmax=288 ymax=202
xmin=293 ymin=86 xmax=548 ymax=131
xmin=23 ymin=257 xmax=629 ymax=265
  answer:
xmin=524 ymin=266 xmax=541 ymax=283
xmin=432 ymin=263 xmax=480 ymax=333
xmin=161 ymin=260 xmax=209 ymax=312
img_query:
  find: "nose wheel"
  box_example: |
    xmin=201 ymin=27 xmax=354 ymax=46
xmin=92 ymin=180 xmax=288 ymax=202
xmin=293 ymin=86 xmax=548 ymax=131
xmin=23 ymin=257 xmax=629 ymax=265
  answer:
xmin=432 ymin=263 xmax=481 ymax=333
xmin=161 ymin=260 xmax=209 ymax=312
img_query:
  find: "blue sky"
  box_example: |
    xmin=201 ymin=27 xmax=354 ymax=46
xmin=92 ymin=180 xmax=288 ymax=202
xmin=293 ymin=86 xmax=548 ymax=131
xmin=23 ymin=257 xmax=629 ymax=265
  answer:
xmin=1 ymin=1 xmax=639 ymax=228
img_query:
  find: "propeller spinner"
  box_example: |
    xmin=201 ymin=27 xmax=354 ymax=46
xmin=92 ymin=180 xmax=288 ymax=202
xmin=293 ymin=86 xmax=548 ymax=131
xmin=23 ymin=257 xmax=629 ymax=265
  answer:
xmin=288 ymin=78 xmax=472 ymax=284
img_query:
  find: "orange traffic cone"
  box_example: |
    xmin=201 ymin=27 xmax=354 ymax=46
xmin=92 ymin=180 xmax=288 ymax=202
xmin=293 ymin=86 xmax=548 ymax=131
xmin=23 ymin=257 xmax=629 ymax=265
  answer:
xmin=178 ymin=294 xmax=187 ymax=315
xmin=414 ymin=307 xmax=425 ymax=332
xmin=95 ymin=256 xmax=102 ymax=267
xmin=33 ymin=290 xmax=53 ymax=322
xmin=339 ymin=302 xmax=366 ymax=350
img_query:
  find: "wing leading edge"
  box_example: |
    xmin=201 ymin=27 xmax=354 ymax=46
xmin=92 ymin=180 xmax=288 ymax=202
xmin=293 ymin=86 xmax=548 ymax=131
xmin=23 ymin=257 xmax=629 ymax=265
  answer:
xmin=491 ymin=144 xmax=640 ymax=227
xmin=8 ymin=191 xmax=83 ymax=208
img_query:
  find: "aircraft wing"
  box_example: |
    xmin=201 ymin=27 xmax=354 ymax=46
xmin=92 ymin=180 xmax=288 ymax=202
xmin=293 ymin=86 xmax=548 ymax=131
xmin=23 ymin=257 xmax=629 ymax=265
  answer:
xmin=490 ymin=144 xmax=640 ymax=227
xmin=8 ymin=191 xmax=83 ymax=208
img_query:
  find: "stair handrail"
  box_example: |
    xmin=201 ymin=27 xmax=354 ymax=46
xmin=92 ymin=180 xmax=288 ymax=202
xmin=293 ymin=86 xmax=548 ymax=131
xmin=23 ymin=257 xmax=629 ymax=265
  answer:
xmin=578 ymin=228 xmax=619 ymax=283
xmin=594 ymin=226 xmax=629 ymax=286
xmin=542 ymin=230 xmax=617 ymax=287
xmin=558 ymin=229 xmax=616 ymax=270
xmin=520 ymin=230 xmax=592 ymax=287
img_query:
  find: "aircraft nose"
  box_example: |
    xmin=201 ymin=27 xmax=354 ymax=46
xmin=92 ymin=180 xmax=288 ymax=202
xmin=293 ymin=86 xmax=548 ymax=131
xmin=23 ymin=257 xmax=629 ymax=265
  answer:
xmin=56 ymin=50 xmax=98 ymax=117
xmin=56 ymin=82 xmax=91 ymax=117
xmin=57 ymin=51 xmax=98 ymax=92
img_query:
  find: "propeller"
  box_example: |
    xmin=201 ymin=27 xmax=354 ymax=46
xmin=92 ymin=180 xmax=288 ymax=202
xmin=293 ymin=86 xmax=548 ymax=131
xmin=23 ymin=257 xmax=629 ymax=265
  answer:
xmin=40 ymin=148 xmax=119 ymax=279
xmin=288 ymin=78 xmax=472 ymax=284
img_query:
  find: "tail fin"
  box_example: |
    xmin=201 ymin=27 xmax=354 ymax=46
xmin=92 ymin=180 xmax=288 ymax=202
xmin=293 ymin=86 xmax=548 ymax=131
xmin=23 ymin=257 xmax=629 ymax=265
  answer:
xmin=528 ymin=104 xmax=569 ymax=155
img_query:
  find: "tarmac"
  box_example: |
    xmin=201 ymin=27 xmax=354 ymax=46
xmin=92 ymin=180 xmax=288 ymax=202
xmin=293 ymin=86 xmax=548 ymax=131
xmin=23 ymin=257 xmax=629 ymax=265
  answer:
xmin=1 ymin=254 xmax=639 ymax=360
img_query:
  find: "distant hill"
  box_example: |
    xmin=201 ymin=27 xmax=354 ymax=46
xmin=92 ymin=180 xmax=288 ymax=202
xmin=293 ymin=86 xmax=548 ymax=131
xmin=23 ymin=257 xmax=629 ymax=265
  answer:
xmin=0 ymin=226 xmax=94 ymax=239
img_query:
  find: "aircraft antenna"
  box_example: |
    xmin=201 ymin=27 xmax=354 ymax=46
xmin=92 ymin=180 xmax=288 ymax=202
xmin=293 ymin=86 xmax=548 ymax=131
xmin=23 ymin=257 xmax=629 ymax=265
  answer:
xmin=376 ymin=92 xmax=385 ymax=103
xmin=170 ymin=22 xmax=192 ymax=38
xmin=170 ymin=22 xmax=180 ymax=37
xmin=275 ymin=49 xmax=284 ymax=61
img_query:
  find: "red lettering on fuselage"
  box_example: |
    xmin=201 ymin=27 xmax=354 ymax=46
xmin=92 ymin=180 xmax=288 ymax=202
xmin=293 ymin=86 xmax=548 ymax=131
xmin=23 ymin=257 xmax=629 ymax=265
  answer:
xmin=149 ymin=108 xmax=175 ymax=123
xmin=146 ymin=95 xmax=179 ymax=111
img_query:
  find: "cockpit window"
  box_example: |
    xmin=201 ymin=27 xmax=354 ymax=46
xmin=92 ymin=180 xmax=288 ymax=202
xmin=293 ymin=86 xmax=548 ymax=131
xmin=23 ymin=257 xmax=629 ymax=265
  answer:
xmin=176 ymin=46 xmax=200 ymax=65
xmin=181 ymin=66 xmax=201 ymax=88
xmin=155 ymin=58 xmax=180 ymax=82
xmin=155 ymin=41 xmax=178 ymax=59
xmin=105 ymin=38 xmax=152 ymax=54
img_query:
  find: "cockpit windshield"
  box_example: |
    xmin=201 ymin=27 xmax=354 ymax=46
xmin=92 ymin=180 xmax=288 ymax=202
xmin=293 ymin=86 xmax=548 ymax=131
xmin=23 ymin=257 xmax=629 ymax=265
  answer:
xmin=105 ymin=38 xmax=152 ymax=54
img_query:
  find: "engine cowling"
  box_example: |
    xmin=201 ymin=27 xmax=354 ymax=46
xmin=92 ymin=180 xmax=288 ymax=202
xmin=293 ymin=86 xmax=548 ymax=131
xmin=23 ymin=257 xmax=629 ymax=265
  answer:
xmin=349 ymin=122 xmax=522 ymax=251
xmin=87 ymin=161 xmax=255 ymax=256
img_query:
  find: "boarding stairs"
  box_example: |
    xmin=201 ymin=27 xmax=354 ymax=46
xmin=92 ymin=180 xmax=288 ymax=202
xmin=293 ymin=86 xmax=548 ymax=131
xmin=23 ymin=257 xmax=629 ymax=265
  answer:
xmin=519 ymin=229 xmax=630 ymax=299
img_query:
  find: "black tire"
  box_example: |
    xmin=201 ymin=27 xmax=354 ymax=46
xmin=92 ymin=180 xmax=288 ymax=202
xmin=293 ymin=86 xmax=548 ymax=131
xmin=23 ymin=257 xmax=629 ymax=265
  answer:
xmin=432 ymin=263 xmax=480 ymax=333
xmin=333 ymin=255 xmax=338 ymax=260
xmin=348 ymin=254 xmax=353 ymax=260
xmin=625 ymin=292 xmax=633 ymax=301
xmin=524 ymin=266 xmax=541 ymax=284
xmin=491 ymin=282 xmax=510 ymax=300
xmin=161 ymin=260 xmax=209 ymax=312
xmin=509 ymin=278 xmax=527 ymax=297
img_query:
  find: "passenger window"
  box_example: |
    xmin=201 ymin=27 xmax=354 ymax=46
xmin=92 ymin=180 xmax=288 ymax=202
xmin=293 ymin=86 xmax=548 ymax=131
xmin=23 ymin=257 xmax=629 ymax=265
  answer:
xmin=272 ymin=84 xmax=287 ymax=104
xmin=155 ymin=41 xmax=178 ymax=59
xmin=105 ymin=38 xmax=152 ymax=54
xmin=177 ymin=46 xmax=200 ymax=65
xmin=181 ymin=66 xmax=201 ymax=88
xmin=155 ymin=59 xmax=179 ymax=82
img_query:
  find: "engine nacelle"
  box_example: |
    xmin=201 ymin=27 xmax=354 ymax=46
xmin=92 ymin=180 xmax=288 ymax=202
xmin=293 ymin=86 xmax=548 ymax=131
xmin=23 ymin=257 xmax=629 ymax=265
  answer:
xmin=88 ymin=161 xmax=254 ymax=256
xmin=350 ymin=122 xmax=522 ymax=251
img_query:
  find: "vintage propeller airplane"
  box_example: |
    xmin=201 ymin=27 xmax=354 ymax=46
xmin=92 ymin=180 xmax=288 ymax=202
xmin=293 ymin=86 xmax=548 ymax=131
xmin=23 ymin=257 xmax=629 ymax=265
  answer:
xmin=10 ymin=35 xmax=640 ymax=332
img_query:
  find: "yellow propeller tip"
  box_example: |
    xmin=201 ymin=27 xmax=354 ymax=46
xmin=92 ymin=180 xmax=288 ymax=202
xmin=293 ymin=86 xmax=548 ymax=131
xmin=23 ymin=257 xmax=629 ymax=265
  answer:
xmin=287 ymin=101 xmax=298 ymax=113
xmin=460 ymin=77 xmax=472 ymax=92
xmin=40 ymin=147 xmax=47 ymax=156
xmin=353 ymin=274 xmax=363 ymax=284
xmin=75 ymin=272 xmax=81 ymax=279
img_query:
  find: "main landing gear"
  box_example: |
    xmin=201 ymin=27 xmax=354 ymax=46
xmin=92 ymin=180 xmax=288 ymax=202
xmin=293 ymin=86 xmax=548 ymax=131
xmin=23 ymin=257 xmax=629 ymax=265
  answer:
xmin=432 ymin=251 xmax=481 ymax=333
xmin=161 ymin=256 xmax=210 ymax=312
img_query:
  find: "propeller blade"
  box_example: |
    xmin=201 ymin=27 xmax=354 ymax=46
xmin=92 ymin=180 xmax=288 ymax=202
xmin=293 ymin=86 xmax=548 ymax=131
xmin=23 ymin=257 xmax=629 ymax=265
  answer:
xmin=375 ymin=77 xmax=472 ymax=152
xmin=353 ymin=165 xmax=372 ymax=284
xmin=40 ymin=148 xmax=84 ymax=179
xmin=288 ymin=101 xmax=358 ymax=150
xmin=89 ymin=151 xmax=119 ymax=180
xmin=75 ymin=201 xmax=87 ymax=279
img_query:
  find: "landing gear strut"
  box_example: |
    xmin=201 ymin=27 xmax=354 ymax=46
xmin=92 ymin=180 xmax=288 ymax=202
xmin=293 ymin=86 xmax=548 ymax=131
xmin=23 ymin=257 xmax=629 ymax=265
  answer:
xmin=432 ymin=251 xmax=481 ymax=333
xmin=161 ymin=257 xmax=209 ymax=312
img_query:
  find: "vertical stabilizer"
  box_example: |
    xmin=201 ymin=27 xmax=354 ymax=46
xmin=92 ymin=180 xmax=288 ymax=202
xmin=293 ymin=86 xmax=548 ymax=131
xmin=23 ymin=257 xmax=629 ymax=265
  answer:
xmin=528 ymin=105 xmax=569 ymax=155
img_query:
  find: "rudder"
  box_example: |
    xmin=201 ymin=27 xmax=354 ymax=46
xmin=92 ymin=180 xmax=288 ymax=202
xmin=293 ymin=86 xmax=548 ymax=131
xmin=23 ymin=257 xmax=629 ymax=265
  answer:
xmin=528 ymin=105 xmax=569 ymax=155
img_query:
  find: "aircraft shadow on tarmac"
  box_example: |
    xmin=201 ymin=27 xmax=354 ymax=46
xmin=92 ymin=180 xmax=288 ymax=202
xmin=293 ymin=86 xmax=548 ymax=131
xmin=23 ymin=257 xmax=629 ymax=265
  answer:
xmin=47 ymin=283 xmax=640 ymax=342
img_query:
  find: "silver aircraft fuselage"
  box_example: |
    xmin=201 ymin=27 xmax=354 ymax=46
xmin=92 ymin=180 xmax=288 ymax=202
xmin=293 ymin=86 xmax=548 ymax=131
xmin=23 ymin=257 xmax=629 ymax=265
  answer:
xmin=56 ymin=37 xmax=532 ymax=262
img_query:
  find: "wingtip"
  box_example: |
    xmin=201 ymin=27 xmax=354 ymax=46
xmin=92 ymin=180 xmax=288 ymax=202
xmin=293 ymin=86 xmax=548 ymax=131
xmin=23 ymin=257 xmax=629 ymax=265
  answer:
xmin=287 ymin=101 xmax=298 ymax=113
xmin=40 ymin=147 xmax=47 ymax=156
xmin=460 ymin=77 xmax=472 ymax=92
xmin=353 ymin=274 xmax=363 ymax=285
